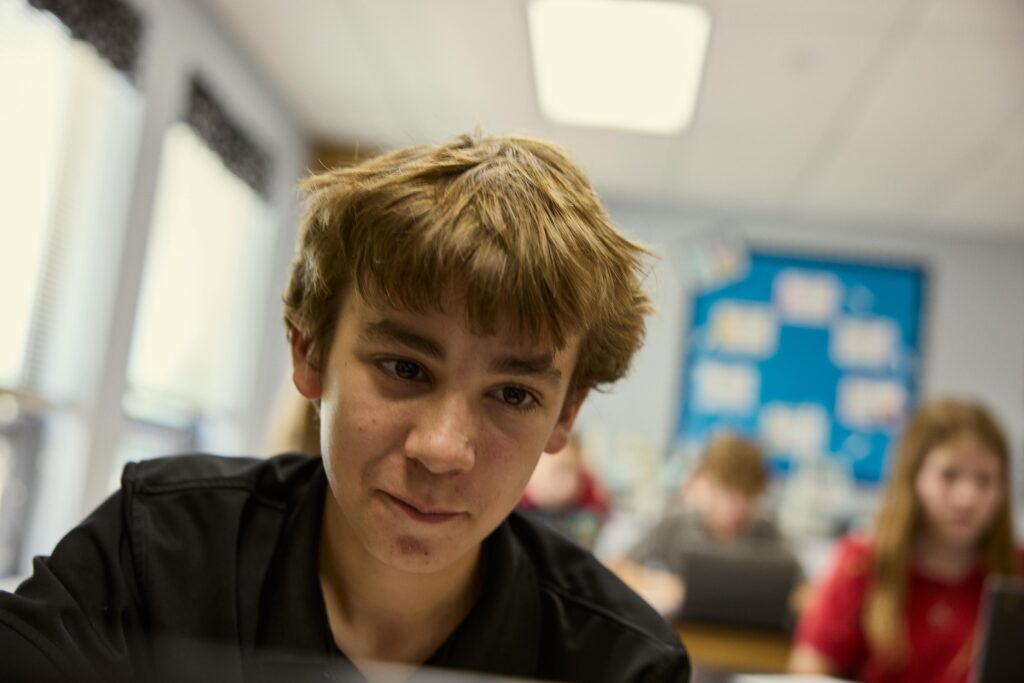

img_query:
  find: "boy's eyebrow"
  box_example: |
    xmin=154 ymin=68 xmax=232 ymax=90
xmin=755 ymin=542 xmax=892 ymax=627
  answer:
xmin=490 ymin=355 xmax=562 ymax=386
xmin=361 ymin=319 xmax=444 ymax=360
xmin=361 ymin=319 xmax=564 ymax=385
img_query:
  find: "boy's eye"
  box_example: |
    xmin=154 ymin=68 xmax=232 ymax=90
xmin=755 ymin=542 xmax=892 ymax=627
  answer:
xmin=380 ymin=359 xmax=427 ymax=382
xmin=497 ymin=386 xmax=537 ymax=409
xmin=395 ymin=360 xmax=421 ymax=379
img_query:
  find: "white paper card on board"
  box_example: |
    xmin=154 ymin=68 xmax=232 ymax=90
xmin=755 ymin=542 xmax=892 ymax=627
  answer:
xmin=774 ymin=269 xmax=842 ymax=326
xmin=759 ymin=402 xmax=828 ymax=458
xmin=837 ymin=377 xmax=906 ymax=431
xmin=830 ymin=316 xmax=899 ymax=370
xmin=709 ymin=302 xmax=779 ymax=358
xmin=693 ymin=360 xmax=759 ymax=414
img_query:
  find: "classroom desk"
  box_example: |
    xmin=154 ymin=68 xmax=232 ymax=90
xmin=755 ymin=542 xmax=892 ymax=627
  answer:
xmin=676 ymin=621 xmax=792 ymax=673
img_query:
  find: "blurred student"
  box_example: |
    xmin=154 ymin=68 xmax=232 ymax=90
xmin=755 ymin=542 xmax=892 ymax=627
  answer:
xmin=610 ymin=433 xmax=783 ymax=614
xmin=0 ymin=133 xmax=690 ymax=682
xmin=789 ymin=398 xmax=1023 ymax=683
xmin=518 ymin=433 xmax=610 ymax=548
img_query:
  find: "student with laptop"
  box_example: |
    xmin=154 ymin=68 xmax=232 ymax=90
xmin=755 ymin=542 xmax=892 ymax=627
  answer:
xmin=789 ymin=398 xmax=1024 ymax=683
xmin=518 ymin=432 xmax=611 ymax=549
xmin=610 ymin=433 xmax=801 ymax=623
xmin=0 ymin=134 xmax=690 ymax=682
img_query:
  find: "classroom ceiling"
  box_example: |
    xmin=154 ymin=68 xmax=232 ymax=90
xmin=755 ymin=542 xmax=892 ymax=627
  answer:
xmin=197 ymin=0 xmax=1024 ymax=241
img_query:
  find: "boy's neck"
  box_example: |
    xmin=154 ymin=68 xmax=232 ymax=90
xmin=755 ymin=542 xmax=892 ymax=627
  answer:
xmin=317 ymin=494 xmax=482 ymax=667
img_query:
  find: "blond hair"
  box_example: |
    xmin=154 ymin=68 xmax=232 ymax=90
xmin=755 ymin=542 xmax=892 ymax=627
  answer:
xmin=865 ymin=398 xmax=1017 ymax=662
xmin=283 ymin=133 xmax=654 ymax=392
xmin=695 ymin=433 xmax=768 ymax=497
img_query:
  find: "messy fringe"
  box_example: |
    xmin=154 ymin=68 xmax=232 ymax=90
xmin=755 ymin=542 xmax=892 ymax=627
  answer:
xmin=283 ymin=133 xmax=654 ymax=391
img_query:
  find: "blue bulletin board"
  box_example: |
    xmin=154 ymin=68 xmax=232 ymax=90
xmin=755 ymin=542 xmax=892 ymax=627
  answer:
xmin=675 ymin=250 xmax=926 ymax=484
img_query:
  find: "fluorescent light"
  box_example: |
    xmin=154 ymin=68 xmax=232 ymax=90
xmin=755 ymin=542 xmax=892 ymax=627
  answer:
xmin=528 ymin=0 xmax=711 ymax=135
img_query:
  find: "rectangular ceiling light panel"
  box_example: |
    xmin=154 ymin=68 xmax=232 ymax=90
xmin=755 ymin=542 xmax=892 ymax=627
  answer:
xmin=529 ymin=0 xmax=711 ymax=135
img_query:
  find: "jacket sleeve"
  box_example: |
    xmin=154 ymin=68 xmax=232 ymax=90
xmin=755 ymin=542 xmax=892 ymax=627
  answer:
xmin=646 ymin=649 xmax=691 ymax=683
xmin=0 ymin=489 xmax=145 ymax=683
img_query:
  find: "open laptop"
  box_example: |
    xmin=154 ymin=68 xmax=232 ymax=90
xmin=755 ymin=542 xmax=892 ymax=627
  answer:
xmin=676 ymin=542 xmax=802 ymax=632
xmin=970 ymin=574 xmax=1024 ymax=683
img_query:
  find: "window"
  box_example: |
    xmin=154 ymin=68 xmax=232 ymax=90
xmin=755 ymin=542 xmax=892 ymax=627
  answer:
xmin=0 ymin=0 xmax=301 ymax=581
xmin=0 ymin=1 xmax=78 ymax=386
xmin=0 ymin=0 xmax=144 ymax=576
xmin=120 ymin=83 xmax=275 ymax=468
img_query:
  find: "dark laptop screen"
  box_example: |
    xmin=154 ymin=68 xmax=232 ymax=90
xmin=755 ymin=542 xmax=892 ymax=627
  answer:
xmin=971 ymin=574 xmax=1024 ymax=683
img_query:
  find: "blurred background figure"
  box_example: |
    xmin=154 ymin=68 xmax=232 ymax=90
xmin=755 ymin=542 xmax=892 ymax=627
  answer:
xmin=608 ymin=433 xmax=793 ymax=616
xmin=518 ymin=433 xmax=610 ymax=549
xmin=790 ymin=397 xmax=1023 ymax=683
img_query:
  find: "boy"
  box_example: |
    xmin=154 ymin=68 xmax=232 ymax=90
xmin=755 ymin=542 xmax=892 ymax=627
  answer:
xmin=610 ymin=433 xmax=784 ymax=615
xmin=0 ymin=134 xmax=690 ymax=682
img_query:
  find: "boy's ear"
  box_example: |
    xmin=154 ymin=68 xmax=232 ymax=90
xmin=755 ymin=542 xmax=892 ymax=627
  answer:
xmin=290 ymin=328 xmax=323 ymax=400
xmin=543 ymin=388 xmax=589 ymax=454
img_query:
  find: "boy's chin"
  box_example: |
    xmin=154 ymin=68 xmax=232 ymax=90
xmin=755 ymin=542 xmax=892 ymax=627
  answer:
xmin=370 ymin=534 xmax=480 ymax=575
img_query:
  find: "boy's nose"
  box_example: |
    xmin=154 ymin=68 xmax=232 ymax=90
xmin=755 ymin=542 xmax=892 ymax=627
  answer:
xmin=403 ymin=394 xmax=476 ymax=475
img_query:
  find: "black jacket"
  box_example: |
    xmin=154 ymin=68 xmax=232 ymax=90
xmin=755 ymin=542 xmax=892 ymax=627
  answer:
xmin=0 ymin=454 xmax=690 ymax=683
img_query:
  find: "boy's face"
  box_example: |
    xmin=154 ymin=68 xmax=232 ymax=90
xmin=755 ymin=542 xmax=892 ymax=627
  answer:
xmin=292 ymin=289 xmax=586 ymax=575
xmin=688 ymin=473 xmax=759 ymax=541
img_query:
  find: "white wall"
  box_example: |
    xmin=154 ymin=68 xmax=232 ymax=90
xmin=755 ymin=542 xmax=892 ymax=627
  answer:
xmin=578 ymin=201 xmax=1024 ymax=520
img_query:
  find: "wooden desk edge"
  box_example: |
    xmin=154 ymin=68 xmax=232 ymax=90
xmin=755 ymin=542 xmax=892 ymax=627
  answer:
xmin=676 ymin=621 xmax=793 ymax=673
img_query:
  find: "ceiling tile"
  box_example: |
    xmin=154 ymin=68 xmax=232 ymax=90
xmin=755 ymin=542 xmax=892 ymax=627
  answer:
xmin=200 ymin=0 xmax=407 ymax=145
xmin=923 ymin=113 xmax=1024 ymax=236
xmin=193 ymin=0 xmax=1024 ymax=241
xmin=916 ymin=0 xmax=1024 ymax=45
xmin=801 ymin=37 xmax=1024 ymax=223
xmin=719 ymin=0 xmax=912 ymax=33
xmin=352 ymin=0 xmax=539 ymax=141
xmin=673 ymin=21 xmax=889 ymax=212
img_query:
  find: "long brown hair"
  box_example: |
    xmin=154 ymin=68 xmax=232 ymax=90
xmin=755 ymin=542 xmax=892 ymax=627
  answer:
xmin=865 ymin=397 xmax=1017 ymax=661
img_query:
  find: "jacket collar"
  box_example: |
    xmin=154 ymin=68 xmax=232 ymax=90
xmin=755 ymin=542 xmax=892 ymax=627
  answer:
xmin=252 ymin=463 xmax=542 ymax=677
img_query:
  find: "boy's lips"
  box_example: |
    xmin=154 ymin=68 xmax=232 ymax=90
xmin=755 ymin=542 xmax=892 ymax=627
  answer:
xmin=383 ymin=492 xmax=462 ymax=523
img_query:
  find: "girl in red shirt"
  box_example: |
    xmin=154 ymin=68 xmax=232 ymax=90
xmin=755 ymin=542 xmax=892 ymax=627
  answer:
xmin=789 ymin=398 xmax=1021 ymax=683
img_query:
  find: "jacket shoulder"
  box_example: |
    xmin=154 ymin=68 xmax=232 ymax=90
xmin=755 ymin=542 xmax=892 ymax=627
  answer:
xmin=122 ymin=452 xmax=320 ymax=503
xmin=508 ymin=511 xmax=689 ymax=678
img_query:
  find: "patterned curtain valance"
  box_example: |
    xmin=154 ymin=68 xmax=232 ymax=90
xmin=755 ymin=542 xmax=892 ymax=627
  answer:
xmin=185 ymin=78 xmax=272 ymax=199
xmin=29 ymin=0 xmax=143 ymax=80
